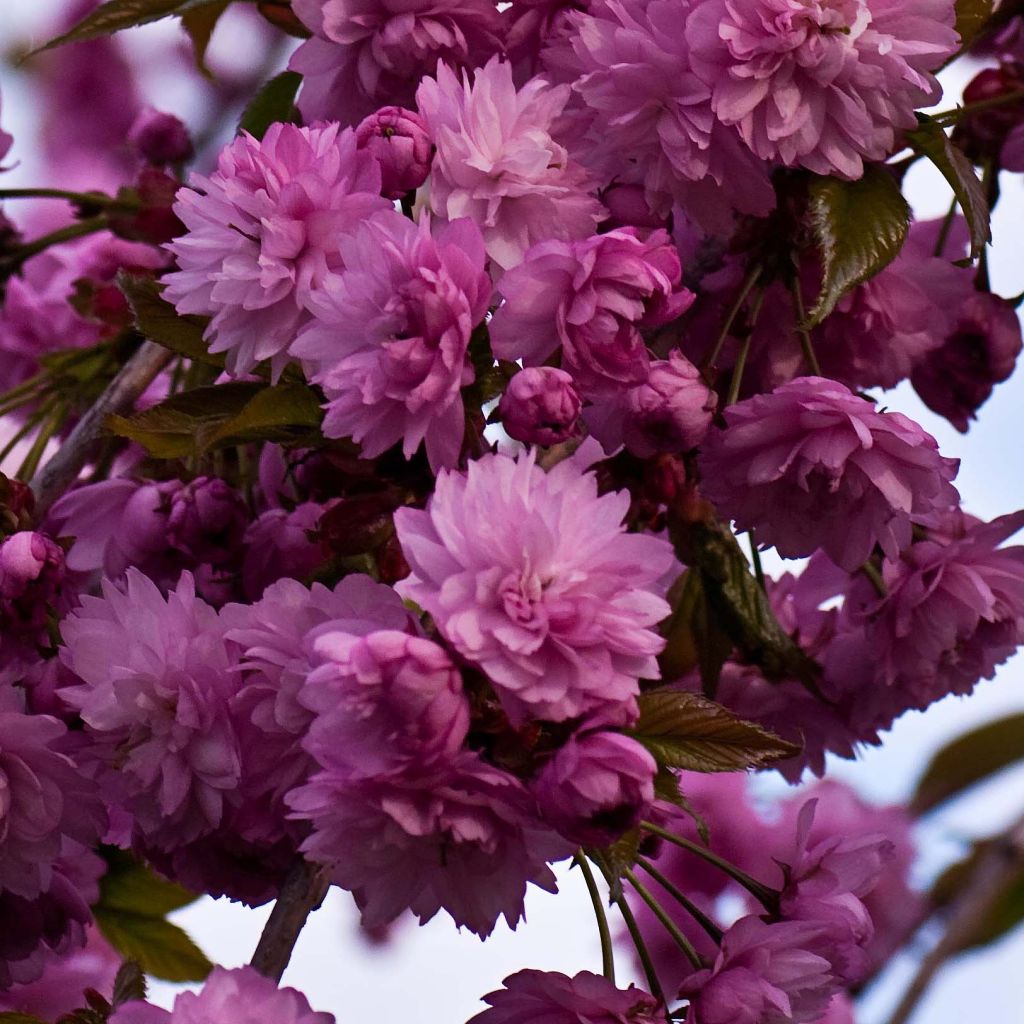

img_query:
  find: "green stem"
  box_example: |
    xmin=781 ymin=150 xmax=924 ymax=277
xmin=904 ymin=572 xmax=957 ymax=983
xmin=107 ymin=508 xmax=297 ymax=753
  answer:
xmin=623 ymin=868 xmax=703 ymax=971
xmin=932 ymin=88 xmax=1024 ymax=125
xmin=17 ymin=404 xmax=64 ymax=482
xmin=861 ymin=561 xmax=888 ymax=598
xmin=641 ymin=821 xmax=780 ymax=914
xmin=934 ymin=196 xmax=959 ymax=258
xmin=0 ymin=187 xmax=117 ymax=206
xmin=1 ymin=217 xmax=108 ymax=273
xmin=637 ymin=857 xmax=724 ymax=944
xmin=723 ymin=287 xmax=767 ymax=406
xmin=748 ymin=531 xmax=766 ymax=591
xmin=790 ymin=278 xmax=821 ymax=376
xmin=575 ymin=854 xmax=616 ymax=983
xmin=0 ymin=408 xmax=47 ymax=466
xmin=702 ymin=263 xmax=761 ymax=371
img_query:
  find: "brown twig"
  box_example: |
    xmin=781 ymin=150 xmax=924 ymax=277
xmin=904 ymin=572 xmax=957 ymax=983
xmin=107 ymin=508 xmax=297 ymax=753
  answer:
xmin=885 ymin=812 xmax=1024 ymax=1024
xmin=30 ymin=340 xmax=172 ymax=519
xmin=250 ymin=859 xmax=331 ymax=982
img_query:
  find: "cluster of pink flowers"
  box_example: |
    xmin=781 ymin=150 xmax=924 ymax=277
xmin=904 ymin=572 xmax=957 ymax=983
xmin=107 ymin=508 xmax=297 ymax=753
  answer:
xmin=4 ymin=0 xmax=1024 ymax=1018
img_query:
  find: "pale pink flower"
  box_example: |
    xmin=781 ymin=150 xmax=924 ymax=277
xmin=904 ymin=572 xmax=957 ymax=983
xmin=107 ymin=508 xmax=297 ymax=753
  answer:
xmin=290 ymin=0 xmax=504 ymax=125
xmin=293 ymin=211 xmax=491 ymax=470
xmin=544 ymin=0 xmax=775 ymax=229
xmin=290 ymin=752 xmax=569 ymax=936
xmin=469 ymin=970 xmax=663 ymax=1024
xmin=163 ymin=123 xmax=388 ymax=378
xmin=394 ymin=450 xmax=675 ymax=725
xmin=686 ymin=0 xmax=959 ymax=177
xmin=489 ymin=228 xmax=693 ymax=398
xmin=59 ymin=570 xmax=242 ymax=852
xmin=415 ymin=57 xmax=604 ymax=271
xmin=699 ymin=377 xmax=960 ymax=571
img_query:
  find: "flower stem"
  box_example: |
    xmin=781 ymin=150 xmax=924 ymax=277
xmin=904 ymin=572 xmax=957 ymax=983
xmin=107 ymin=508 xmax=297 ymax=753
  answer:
xmin=702 ymin=263 xmax=761 ymax=371
xmin=724 ymin=286 xmax=767 ymax=406
xmin=636 ymin=857 xmax=724 ymax=944
xmin=575 ymin=854 xmax=616 ymax=983
xmin=0 ymin=187 xmax=118 ymax=206
xmin=861 ymin=561 xmax=888 ymax=597
xmin=0 ymin=216 xmax=108 ymax=276
xmin=640 ymin=820 xmax=779 ymax=914
xmin=623 ymin=867 xmax=704 ymax=971
xmin=789 ymin=278 xmax=821 ymax=376
xmin=933 ymin=196 xmax=959 ymax=258
xmin=748 ymin=530 xmax=766 ymax=591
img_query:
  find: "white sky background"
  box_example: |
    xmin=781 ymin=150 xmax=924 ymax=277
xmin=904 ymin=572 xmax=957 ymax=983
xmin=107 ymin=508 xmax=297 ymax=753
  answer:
xmin=1 ymin=3 xmax=1023 ymax=1021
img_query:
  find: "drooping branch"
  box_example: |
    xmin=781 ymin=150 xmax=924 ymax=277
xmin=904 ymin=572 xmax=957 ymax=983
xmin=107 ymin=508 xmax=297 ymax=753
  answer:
xmin=30 ymin=339 xmax=172 ymax=519
xmin=250 ymin=859 xmax=331 ymax=983
xmin=885 ymin=812 xmax=1024 ymax=1024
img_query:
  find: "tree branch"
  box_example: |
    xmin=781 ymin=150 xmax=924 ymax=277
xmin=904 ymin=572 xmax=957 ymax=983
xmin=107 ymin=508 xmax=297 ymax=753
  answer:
xmin=30 ymin=340 xmax=172 ymax=519
xmin=250 ymin=859 xmax=331 ymax=982
xmin=885 ymin=812 xmax=1024 ymax=1024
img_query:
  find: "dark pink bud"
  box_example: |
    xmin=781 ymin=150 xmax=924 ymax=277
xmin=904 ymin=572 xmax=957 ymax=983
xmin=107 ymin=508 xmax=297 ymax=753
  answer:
xmin=498 ymin=367 xmax=582 ymax=446
xmin=601 ymin=182 xmax=665 ymax=230
xmin=355 ymin=106 xmax=434 ymax=199
xmin=167 ymin=476 xmax=248 ymax=566
xmin=129 ymin=107 xmax=194 ymax=166
xmin=0 ymin=531 xmax=66 ymax=642
xmin=532 ymin=730 xmax=656 ymax=846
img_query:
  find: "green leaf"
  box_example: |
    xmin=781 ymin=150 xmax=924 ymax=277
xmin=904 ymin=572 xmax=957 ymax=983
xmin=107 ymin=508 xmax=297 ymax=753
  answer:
xmin=98 ymin=848 xmax=200 ymax=918
xmin=107 ymin=380 xmax=322 ymax=457
xmin=94 ymin=909 xmax=213 ymax=983
xmin=589 ymin=829 xmax=642 ymax=900
xmin=954 ymin=0 xmax=994 ymax=49
xmin=804 ymin=165 xmax=911 ymax=327
xmin=0 ymin=1014 xmax=48 ymax=1024
xmin=659 ymin=569 xmax=734 ymax=691
xmin=669 ymin=516 xmax=821 ymax=687
xmin=238 ymin=71 xmax=303 ymax=141
xmin=112 ymin=960 xmax=148 ymax=1007
xmin=118 ymin=273 xmax=223 ymax=367
xmin=28 ymin=0 xmax=225 ymax=54
xmin=906 ymin=115 xmax=990 ymax=259
xmin=629 ymin=690 xmax=800 ymax=773
xmin=655 ymin=767 xmax=710 ymax=844
xmin=911 ymin=713 xmax=1024 ymax=814
xmin=181 ymin=0 xmax=230 ymax=76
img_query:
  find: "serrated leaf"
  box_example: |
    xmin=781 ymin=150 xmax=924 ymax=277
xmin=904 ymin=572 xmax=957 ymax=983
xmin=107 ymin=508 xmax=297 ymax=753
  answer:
xmin=630 ymin=690 xmax=800 ymax=772
xmin=659 ymin=569 xmax=734 ymax=691
xmin=955 ymin=0 xmax=994 ymax=48
xmin=669 ymin=516 xmax=821 ymax=686
xmin=201 ymin=382 xmax=323 ymax=449
xmin=94 ymin=909 xmax=212 ymax=983
xmin=98 ymin=848 xmax=200 ymax=917
xmin=804 ymin=165 xmax=911 ymax=327
xmin=911 ymin=713 xmax=1024 ymax=814
xmin=118 ymin=273 xmax=223 ymax=367
xmin=112 ymin=961 xmax=148 ymax=1007
xmin=28 ymin=0 xmax=222 ymax=54
xmin=906 ymin=115 xmax=990 ymax=258
xmin=238 ymin=71 xmax=303 ymax=141
xmin=181 ymin=0 xmax=230 ymax=76
xmin=654 ymin=767 xmax=710 ymax=844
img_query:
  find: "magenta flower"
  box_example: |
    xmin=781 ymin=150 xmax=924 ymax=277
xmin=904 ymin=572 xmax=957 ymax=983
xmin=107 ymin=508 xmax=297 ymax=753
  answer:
xmin=301 ymin=630 xmax=469 ymax=778
xmin=911 ymin=292 xmax=1023 ymax=432
xmin=498 ymin=367 xmax=582 ymax=446
xmin=355 ymin=106 xmax=434 ymax=199
xmin=0 ymin=712 xmax=104 ymax=899
xmin=293 ymin=212 xmax=491 ymax=470
xmin=679 ymin=916 xmax=837 ymax=1024
xmin=685 ymin=0 xmax=959 ymax=177
xmin=290 ymin=752 xmax=568 ymax=936
xmin=489 ymin=228 xmax=693 ymax=398
xmin=241 ymin=502 xmax=329 ymax=601
xmin=290 ymin=0 xmax=503 ymax=126
xmin=223 ymin=574 xmax=413 ymax=844
xmin=166 ymin=476 xmax=249 ymax=567
xmin=59 ymin=570 xmax=242 ymax=852
xmin=0 ymin=532 xmax=68 ymax=655
xmin=163 ymin=123 xmax=388 ymax=378
xmin=394 ymin=450 xmax=675 ymax=725
xmin=532 ymin=730 xmax=656 ymax=846
xmin=415 ymin=57 xmax=604 ymax=271
xmin=775 ymin=801 xmax=892 ymax=984
xmin=112 ymin=966 xmax=334 ymax=1024
xmin=826 ymin=510 xmax=1024 ymax=732
xmin=469 ymin=970 xmax=663 ymax=1024
xmin=699 ymin=377 xmax=960 ymax=571
xmin=545 ymin=0 xmax=775 ymax=228
xmin=622 ymin=351 xmax=717 ymax=457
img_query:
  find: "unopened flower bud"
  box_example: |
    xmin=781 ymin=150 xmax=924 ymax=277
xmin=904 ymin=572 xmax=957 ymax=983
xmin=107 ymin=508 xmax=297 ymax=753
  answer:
xmin=601 ymin=182 xmax=665 ymax=230
xmin=355 ymin=106 xmax=434 ymax=199
xmin=498 ymin=367 xmax=582 ymax=446
xmin=167 ymin=477 xmax=248 ymax=566
xmin=0 ymin=531 xmax=66 ymax=642
xmin=129 ymin=107 xmax=194 ymax=166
